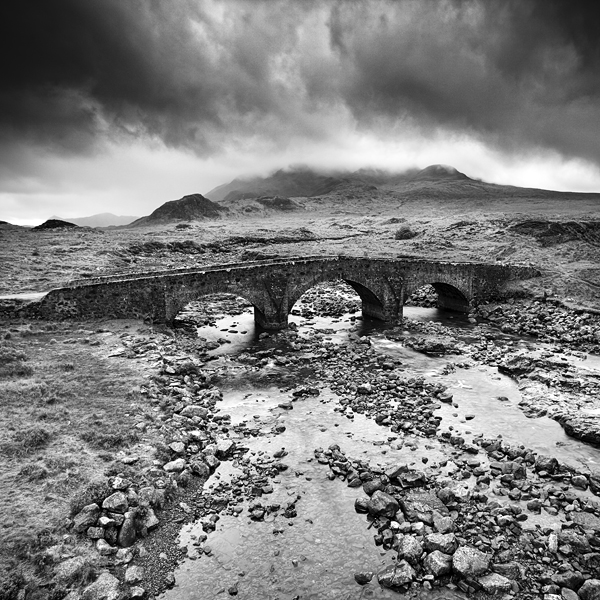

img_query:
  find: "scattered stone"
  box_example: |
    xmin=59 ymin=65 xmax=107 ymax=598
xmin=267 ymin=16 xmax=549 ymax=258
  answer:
xmin=452 ymin=546 xmax=490 ymax=578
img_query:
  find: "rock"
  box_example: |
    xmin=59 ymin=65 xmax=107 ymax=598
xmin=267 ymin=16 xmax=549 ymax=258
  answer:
xmin=163 ymin=458 xmax=186 ymax=472
xmin=377 ymin=560 xmax=416 ymax=589
xmin=111 ymin=477 xmax=131 ymax=490
xmin=572 ymin=475 xmax=589 ymax=489
xmin=424 ymin=550 xmax=453 ymax=577
xmin=168 ymin=441 xmax=185 ymax=454
xmin=130 ymin=587 xmax=146 ymax=599
xmin=180 ymin=405 xmax=208 ymax=419
xmin=424 ymin=533 xmax=458 ymax=554
xmin=401 ymin=489 xmax=447 ymax=523
xmin=396 ymin=535 xmax=423 ymax=564
xmin=452 ymin=546 xmax=490 ymax=578
xmin=354 ymin=572 xmax=374 ymax=585
xmin=367 ymin=491 xmax=400 ymax=518
xmin=535 ymin=455 xmax=559 ymax=474
xmin=86 ymin=527 xmax=105 ymax=539
xmin=357 ymin=383 xmax=372 ymax=394
xmin=478 ymin=573 xmax=512 ymax=595
xmin=204 ymin=454 xmax=221 ymax=470
xmin=142 ymin=508 xmax=159 ymax=531
xmin=124 ymin=566 xmax=144 ymax=585
xmin=81 ymin=572 xmax=120 ymax=600
xmin=96 ymin=539 xmax=116 ymax=556
xmin=117 ymin=511 xmax=137 ymax=548
xmin=54 ymin=557 xmax=95 ymax=584
xmin=73 ymin=504 xmax=101 ymax=533
xmin=433 ymin=513 xmax=454 ymax=533
xmin=189 ymin=457 xmax=211 ymax=478
xmin=562 ymin=588 xmax=580 ymax=600
xmin=492 ymin=562 xmax=522 ymax=580
xmin=102 ymin=492 xmax=128 ymax=514
xmin=571 ymin=512 xmax=600 ymax=531
xmin=215 ymin=439 xmax=235 ymax=459
xmin=552 ymin=571 xmax=585 ymax=591
xmin=579 ymin=579 xmax=600 ymax=600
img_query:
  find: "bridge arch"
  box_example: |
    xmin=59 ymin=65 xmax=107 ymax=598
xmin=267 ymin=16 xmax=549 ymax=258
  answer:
xmin=404 ymin=280 xmax=471 ymax=312
xmin=164 ymin=281 xmax=272 ymax=326
xmin=288 ymin=277 xmax=390 ymax=323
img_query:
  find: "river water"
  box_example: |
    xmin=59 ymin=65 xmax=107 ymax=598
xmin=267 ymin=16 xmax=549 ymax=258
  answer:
xmin=161 ymin=306 xmax=600 ymax=600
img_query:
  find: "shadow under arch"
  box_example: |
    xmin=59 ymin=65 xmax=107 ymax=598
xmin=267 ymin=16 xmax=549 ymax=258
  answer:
xmin=429 ymin=282 xmax=470 ymax=312
xmin=165 ymin=283 xmax=270 ymax=326
xmin=288 ymin=277 xmax=391 ymax=324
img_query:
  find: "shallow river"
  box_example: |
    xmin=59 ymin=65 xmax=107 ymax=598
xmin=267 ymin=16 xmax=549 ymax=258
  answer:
xmin=161 ymin=307 xmax=600 ymax=600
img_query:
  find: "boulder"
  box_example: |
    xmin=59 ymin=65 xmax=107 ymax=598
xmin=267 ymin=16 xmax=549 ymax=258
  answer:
xmin=534 ymin=455 xmax=559 ymax=474
xmin=579 ymin=579 xmax=600 ymax=600
xmin=54 ymin=556 xmax=95 ymax=584
xmin=424 ymin=533 xmax=458 ymax=554
xmin=81 ymin=572 xmax=120 ymax=600
xmin=163 ymin=458 xmax=186 ymax=472
xmin=396 ymin=535 xmax=423 ymax=564
xmin=215 ymin=439 xmax=235 ymax=459
xmin=452 ymin=546 xmax=490 ymax=578
xmin=117 ymin=511 xmax=137 ymax=548
xmin=102 ymin=492 xmax=128 ymax=514
xmin=367 ymin=490 xmax=400 ymax=518
xmin=377 ymin=560 xmax=416 ymax=589
xmin=180 ymin=405 xmax=208 ymax=419
xmin=478 ymin=573 xmax=512 ymax=595
xmin=424 ymin=550 xmax=452 ymax=577
xmin=124 ymin=566 xmax=144 ymax=585
xmin=73 ymin=504 xmax=101 ymax=533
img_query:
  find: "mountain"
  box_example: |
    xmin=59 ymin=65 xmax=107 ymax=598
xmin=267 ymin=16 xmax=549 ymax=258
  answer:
xmin=410 ymin=164 xmax=469 ymax=181
xmin=130 ymin=193 xmax=227 ymax=227
xmin=51 ymin=213 xmax=139 ymax=227
xmin=204 ymin=163 xmax=600 ymax=215
xmin=205 ymin=167 xmax=348 ymax=202
xmin=32 ymin=219 xmax=78 ymax=231
xmin=205 ymin=164 xmax=472 ymax=202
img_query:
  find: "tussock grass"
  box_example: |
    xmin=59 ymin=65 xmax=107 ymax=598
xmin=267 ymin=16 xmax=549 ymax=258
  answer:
xmin=0 ymin=323 xmax=149 ymax=585
xmin=1 ymin=427 xmax=51 ymax=457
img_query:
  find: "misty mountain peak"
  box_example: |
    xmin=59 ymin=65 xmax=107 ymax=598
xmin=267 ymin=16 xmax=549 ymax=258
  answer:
xmin=413 ymin=164 xmax=469 ymax=181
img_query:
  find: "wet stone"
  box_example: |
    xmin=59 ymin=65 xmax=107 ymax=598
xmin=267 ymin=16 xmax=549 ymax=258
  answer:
xmin=478 ymin=573 xmax=512 ymax=595
xmin=366 ymin=490 xmax=400 ymax=518
xmin=377 ymin=560 xmax=416 ymax=589
xmin=424 ymin=550 xmax=453 ymax=577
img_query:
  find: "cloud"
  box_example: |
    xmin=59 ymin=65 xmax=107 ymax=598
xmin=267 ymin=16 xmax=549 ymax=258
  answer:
xmin=1 ymin=0 xmax=600 ymax=224
xmin=1 ymin=1 xmax=599 ymax=162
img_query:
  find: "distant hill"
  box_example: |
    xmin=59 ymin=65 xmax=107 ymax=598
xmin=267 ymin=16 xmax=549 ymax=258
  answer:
xmin=130 ymin=193 xmax=227 ymax=227
xmin=51 ymin=213 xmax=138 ymax=227
xmin=32 ymin=219 xmax=78 ymax=231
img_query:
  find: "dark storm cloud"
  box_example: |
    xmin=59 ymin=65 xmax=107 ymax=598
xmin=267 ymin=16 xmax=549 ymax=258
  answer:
xmin=1 ymin=0 xmax=600 ymax=165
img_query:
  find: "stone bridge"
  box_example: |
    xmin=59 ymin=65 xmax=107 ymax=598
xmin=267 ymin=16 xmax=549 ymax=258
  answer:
xmin=31 ymin=256 xmax=539 ymax=329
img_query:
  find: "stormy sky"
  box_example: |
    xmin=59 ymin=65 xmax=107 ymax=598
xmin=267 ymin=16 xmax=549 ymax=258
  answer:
xmin=2 ymin=0 xmax=600 ymax=223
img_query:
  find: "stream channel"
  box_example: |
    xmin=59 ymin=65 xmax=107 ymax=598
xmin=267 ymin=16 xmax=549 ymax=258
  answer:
xmin=162 ymin=306 xmax=600 ymax=600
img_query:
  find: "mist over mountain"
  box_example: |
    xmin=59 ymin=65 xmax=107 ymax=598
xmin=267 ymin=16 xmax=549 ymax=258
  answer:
xmin=206 ymin=164 xmax=600 ymax=208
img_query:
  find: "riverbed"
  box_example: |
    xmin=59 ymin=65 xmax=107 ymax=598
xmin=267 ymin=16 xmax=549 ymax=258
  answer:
xmin=159 ymin=303 xmax=600 ymax=599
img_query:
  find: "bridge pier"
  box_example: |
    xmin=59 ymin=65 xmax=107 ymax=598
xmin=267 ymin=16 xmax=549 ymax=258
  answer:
xmin=253 ymin=306 xmax=289 ymax=330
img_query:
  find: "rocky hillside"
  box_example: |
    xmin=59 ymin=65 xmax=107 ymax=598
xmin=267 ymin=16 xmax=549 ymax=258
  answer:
xmin=130 ymin=194 xmax=227 ymax=227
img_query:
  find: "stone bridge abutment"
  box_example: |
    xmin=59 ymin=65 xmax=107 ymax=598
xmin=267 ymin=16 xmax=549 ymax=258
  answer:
xmin=31 ymin=256 xmax=539 ymax=329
